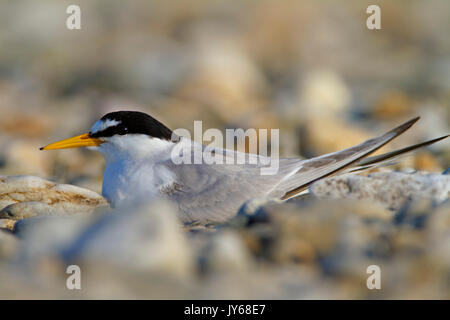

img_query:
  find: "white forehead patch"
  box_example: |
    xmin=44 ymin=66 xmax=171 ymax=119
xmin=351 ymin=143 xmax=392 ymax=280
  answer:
xmin=90 ymin=119 xmax=121 ymax=134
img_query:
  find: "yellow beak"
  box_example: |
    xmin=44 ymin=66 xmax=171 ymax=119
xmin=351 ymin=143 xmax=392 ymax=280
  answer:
xmin=40 ymin=133 xmax=103 ymax=150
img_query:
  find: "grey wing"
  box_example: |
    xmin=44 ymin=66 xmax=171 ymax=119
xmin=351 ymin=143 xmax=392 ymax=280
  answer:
xmin=160 ymin=160 xmax=291 ymax=224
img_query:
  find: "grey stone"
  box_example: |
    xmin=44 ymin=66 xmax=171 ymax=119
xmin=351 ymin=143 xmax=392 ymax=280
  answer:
xmin=310 ymin=171 xmax=450 ymax=210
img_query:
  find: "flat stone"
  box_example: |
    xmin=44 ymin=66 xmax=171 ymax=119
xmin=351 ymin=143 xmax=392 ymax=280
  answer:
xmin=310 ymin=171 xmax=450 ymax=210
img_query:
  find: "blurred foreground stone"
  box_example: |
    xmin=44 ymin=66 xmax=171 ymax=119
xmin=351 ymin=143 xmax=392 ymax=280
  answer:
xmin=0 ymin=170 xmax=448 ymax=298
xmin=0 ymin=176 xmax=109 ymax=223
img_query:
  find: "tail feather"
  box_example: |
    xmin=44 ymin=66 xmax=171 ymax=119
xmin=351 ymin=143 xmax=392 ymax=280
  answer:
xmin=347 ymin=134 xmax=449 ymax=173
xmin=276 ymin=117 xmax=421 ymax=200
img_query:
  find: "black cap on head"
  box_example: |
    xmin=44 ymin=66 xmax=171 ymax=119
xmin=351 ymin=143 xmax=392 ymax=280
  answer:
xmin=89 ymin=111 xmax=175 ymax=141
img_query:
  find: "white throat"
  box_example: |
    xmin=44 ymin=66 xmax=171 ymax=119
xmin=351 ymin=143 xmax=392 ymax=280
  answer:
xmin=92 ymin=134 xmax=176 ymax=206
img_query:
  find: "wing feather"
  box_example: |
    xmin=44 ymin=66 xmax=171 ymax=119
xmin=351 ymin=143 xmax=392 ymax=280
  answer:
xmin=272 ymin=117 xmax=420 ymax=199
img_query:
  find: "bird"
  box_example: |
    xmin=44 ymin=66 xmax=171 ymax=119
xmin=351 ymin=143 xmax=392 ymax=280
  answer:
xmin=40 ymin=111 xmax=448 ymax=224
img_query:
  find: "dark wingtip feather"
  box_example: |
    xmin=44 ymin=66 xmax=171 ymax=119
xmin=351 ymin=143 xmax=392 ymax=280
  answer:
xmin=353 ymin=134 xmax=449 ymax=169
xmin=279 ymin=117 xmax=423 ymax=200
xmin=389 ymin=116 xmax=420 ymax=135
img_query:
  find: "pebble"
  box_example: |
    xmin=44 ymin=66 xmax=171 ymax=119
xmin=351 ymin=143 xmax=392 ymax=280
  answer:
xmin=310 ymin=171 xmax=450 ymax=210
xmin=0 ymin=175 xmax=109 ymax=220
xmin=0 ymin=229 xmax=18 ymax=260
xmin=57 ymin=200 xmax=194 ymax=278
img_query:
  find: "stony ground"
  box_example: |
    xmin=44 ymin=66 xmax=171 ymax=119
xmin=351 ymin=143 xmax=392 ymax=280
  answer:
xmin=0 ymin=1 xmax=449 ymax=299
xmin=0 ymin=169 xmax=449 ymax=299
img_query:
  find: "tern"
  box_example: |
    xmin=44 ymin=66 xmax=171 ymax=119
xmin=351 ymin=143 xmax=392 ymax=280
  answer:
xmin=41 ymin=111 xmax=448 ymax=224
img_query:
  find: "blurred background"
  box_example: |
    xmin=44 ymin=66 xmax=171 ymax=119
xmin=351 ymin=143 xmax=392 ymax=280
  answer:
xmin=0 ymin=0 xmax=448 ymax=193
xmin=0 ymin=0 xmax=449 ymax=300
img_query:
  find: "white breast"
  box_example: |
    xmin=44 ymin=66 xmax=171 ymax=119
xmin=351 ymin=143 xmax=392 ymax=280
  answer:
xmin=97 ymin=135 xmax=176 ymax=207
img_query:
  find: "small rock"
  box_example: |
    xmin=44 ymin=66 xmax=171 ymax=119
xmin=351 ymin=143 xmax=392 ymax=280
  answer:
xmin=59 ymin=200 xmax=194 ymax=278
xmin=0 ymin=219 xmax=16 ymax=231
xmin=372 ymin=91 xmax=413 ymax=120
xmin=297 ymin=70 xmax=351 ymax=118
xmin=202 ymin=230 xmax=253 ymax=273
xmin=310 ymin=171 xmax=450 ymax=210
xmin=426 ymin=201 xmax=450 ymax=265
xmin=394 ymin=198 xmax=435 ymax=229
xmin=0 ymin=175 xmax=109 ymax=220
xmin=413 ymin=152 xmax=444 ymax=172
xmin=0 ymin=229 xmax=18 ymax=260
xmin=227 ymin=198 xmax=280 ymax=228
